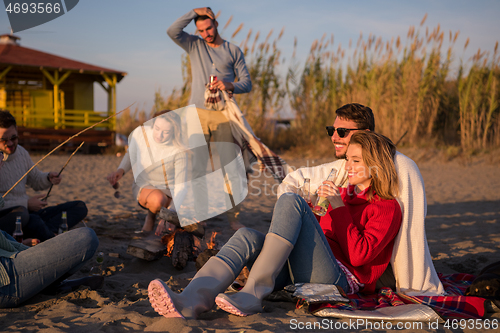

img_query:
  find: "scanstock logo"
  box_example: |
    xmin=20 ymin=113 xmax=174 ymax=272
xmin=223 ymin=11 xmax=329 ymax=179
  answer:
xmin=4 ymin=0 xmax=80 ymax=33
xmin=128 ymin=106 xmax=248 ymax=227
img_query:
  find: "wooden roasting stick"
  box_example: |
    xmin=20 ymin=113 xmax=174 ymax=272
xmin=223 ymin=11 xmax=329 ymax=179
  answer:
xmin=2 ymin=104 xmax=134 ymax=199
xmin=43 ymin=141 xmax=85 ymax=201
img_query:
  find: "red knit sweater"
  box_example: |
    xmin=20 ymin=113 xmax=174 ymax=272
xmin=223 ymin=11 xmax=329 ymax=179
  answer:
xmin=319 ymin=185 xmax=402 ymax=294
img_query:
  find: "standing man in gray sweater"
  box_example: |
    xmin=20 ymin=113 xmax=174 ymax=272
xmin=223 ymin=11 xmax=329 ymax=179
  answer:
xmin=167 ymin=7 xmax=252 ymax=230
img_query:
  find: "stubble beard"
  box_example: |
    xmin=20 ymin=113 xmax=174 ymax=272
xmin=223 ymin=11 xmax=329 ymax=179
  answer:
xmin=333 ymin=141 xmax=348 ymax=160
xmin=206 ymin=29 xmax=219 ymax=44
xmin=336 ymin=152 xmax=347 ymax=160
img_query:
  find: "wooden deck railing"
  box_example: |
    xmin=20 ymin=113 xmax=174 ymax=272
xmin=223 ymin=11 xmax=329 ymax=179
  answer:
xmin=8 ymin=107 xmax=115 ymax=130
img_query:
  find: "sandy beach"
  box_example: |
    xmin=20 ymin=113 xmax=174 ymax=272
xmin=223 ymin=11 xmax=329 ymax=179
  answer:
xmin=1 ymin=148 xmax=500 ymax=332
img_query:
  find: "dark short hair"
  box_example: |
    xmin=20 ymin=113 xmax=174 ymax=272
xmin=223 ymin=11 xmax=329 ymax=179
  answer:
xmin=0 ymin=111 xmax=17 ymax=129
xmin=335 ymin=103 xmax=375 ymax=131
xmin=194 ymin=15 xmax=214 ymax=24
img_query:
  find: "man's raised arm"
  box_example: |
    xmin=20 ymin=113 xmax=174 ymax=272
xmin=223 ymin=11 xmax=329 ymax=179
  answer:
xmin=166 ymin=10 xmax=200 ymax=52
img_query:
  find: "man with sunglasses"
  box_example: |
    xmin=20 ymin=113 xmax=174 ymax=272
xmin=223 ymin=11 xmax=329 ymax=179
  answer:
xmin=277 ymin=103 xmax=445 ymax=296
xmin=0 ymin=111 xmax=88 ymax=241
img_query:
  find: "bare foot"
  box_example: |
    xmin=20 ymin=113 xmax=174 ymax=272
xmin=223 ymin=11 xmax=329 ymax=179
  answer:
xmin=142 ymin=211 xmax=156 ymax=232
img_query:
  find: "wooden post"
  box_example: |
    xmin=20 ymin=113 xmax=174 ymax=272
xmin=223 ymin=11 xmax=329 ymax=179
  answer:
xmin=0 ymin=67 xmax=11 ymax=110
xmin=102 ymin=73 xmax=117 ymax=131
xmin=40 ymin=69 xmax=71 ymax=128
xmin=54 ymin=70 xmax=59 ymax=127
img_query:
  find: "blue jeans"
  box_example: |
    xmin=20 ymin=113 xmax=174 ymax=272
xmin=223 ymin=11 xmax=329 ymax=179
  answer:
xmin=216 ymin=193 xmax=349 ymax=292
xmin=0 ymin=227 xmax=99 ymax=307
xmin=30 ymin=201 xmax=88 ymax=241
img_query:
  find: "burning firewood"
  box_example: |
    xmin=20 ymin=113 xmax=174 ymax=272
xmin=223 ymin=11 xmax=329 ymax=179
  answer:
xmin=162 ymin=229 xmax=218 ymax=270
xmin=161 ymin=229 xmax=195 ymax=270
xmin=171 ymin=230 xmax=194 ymax=270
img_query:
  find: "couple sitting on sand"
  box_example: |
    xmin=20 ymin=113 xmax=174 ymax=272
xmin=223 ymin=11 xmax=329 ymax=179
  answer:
xmin=147 ymin=103 xmax=445 ymax=319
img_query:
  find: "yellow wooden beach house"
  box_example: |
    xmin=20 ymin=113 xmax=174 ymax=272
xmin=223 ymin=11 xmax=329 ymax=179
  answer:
xmin=0 ymin=34 xmax=127 ymax=151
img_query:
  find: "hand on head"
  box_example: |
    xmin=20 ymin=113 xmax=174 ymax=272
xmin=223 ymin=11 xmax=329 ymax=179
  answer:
xmin=193 ymin=7 xmax=220 ymax=46
xmin=193 ymin=7 xmax=215 ymax=20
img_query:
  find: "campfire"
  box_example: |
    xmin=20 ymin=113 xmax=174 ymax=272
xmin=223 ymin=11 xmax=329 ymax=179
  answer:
xmin=158 ymin=213 xmax=249 ymax=287
xmin=161 ymin=225 xmax=219 ymax=270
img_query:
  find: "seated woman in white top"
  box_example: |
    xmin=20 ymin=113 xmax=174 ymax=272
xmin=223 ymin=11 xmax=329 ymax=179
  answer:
xmin=106 ymin=110 xmax=188 ymax=234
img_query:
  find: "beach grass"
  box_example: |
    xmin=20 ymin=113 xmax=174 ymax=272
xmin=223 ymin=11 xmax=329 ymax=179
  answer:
xmin=118 ymin=14 xmax=500 ymax=154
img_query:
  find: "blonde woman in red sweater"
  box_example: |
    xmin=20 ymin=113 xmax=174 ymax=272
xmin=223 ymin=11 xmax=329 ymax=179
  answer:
xmin=148 ymin=131 xmax=402 ymax=319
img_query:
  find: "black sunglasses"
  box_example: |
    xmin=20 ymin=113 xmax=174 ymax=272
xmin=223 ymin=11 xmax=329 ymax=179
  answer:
xmin=0 ymin=135 xmax=18 ymax=144
xmin=326 ymin=126 xmax=365 ymax=138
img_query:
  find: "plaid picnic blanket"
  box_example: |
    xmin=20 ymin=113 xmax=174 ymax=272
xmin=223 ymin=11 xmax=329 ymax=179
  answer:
xmin=309 ymin=273 xmax=489 ymax=319
xmin=221 ymin=91 xmax=293 ymax=182
xmin=204 ymin=84 xmax=225 ymax=111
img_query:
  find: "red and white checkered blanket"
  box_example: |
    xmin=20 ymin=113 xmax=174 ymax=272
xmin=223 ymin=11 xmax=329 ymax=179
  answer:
xmin=221 ymin=91 xmax=293 ymax=182
xmin=309 ymin=273 xmax=494 ymax=320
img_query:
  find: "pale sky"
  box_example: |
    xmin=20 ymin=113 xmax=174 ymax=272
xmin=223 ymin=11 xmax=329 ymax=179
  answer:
xmin=1 ymin=0 xmax=499 ymax=115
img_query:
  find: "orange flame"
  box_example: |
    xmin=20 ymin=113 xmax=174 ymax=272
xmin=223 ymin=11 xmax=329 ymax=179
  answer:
xmin=206 ymin=232 xmax=218 ymax=250
xmin=161 ymin=231 xmax=177 ymax=257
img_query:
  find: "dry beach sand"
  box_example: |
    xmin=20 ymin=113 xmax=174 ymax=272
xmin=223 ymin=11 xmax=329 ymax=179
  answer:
xmin=1 ymin=148 xmax=500 ymax=332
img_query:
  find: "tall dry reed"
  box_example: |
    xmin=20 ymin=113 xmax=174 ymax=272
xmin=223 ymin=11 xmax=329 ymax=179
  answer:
xmin=131 ymin=14 xmax=499 ymax=153
xmin=458 ymin=42 xmax=499 ymax=150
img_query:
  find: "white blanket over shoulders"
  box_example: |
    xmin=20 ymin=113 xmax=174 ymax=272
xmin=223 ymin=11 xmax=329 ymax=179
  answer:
xmin=277 ymin=152 xmax=445 ymax=296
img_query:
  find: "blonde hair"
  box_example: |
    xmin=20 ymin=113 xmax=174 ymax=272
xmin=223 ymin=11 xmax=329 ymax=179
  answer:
xmin=349 ymin=131 xmax=398 ymax=201
xmin=152 ymin=110 xmax=185 ymax=150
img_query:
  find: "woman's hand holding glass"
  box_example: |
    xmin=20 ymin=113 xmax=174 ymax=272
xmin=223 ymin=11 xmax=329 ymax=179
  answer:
xmin=316 ymin=181 xmax=344 ymax=210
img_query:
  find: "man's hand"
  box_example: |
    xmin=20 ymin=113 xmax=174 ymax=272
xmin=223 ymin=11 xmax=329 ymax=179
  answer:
xmin=193 ymin=7 xmax=215 ymax=20
xmin=210 ymin=80 xmax=234 ymax=92
xmin=28 ymin=194 xmax=49 ymax=212
xmin=47 ymin=172 xmax=62 ymax=185
xmin=317 ymin=181 xmax=344 ymax=209
xmin=106 ymin=169 xmax=125 ymax=186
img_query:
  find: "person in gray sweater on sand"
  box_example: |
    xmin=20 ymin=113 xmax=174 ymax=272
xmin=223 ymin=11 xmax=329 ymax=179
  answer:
xmin=0 ymin=111 xmax=88 ymax=241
